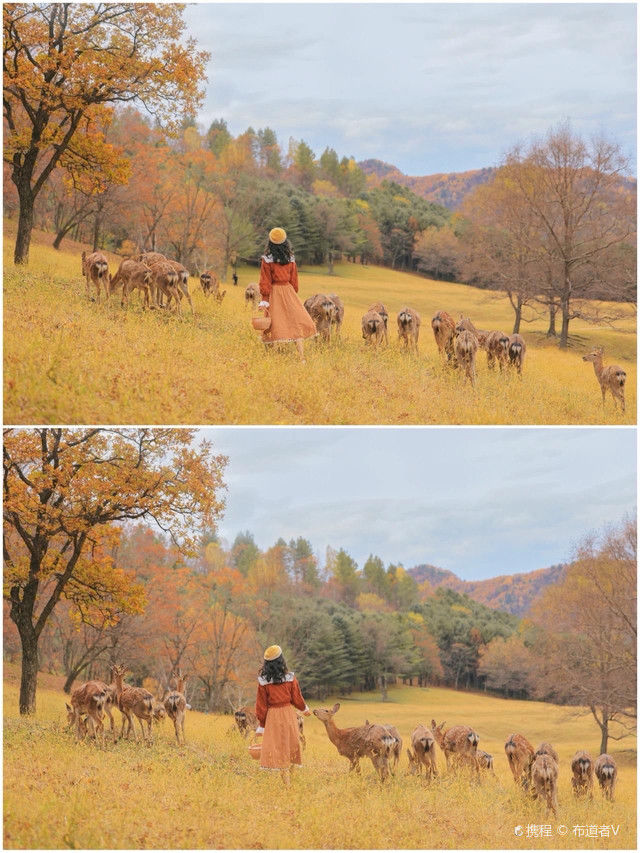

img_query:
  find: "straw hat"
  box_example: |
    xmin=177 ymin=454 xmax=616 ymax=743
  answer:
xmin=268 ymin=227 xmax=287 ymax=245
xmin=263 ymin=644 xmax=282 ymax=661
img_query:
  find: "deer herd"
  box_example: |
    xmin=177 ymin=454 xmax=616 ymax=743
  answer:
xmin=65 ymin=675 xmax=620 ymax=814
xmin=80 ymin=251 xmax=625 ymax=410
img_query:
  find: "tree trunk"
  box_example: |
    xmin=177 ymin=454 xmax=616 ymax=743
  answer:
xmin=559 ymin=298 xmax=571 ymax=348
xmin=547 ymin=300 xmax=557 ymax=337
xmin=18 ymin=627 xmax=39 ymax=714
xmin=63 ymin=668 xmax=82 ymax=694
xmin=14 ymin=180 xmax=35 ymax=265
xmin=599 ymin=717 xmax=609 ymax=755
xmin=92 ymin=211 xmax=101 ymax=252
xmin=512 ymin=302 xmax=522 ymax=334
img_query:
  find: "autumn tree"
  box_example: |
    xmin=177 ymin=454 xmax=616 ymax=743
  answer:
xmin=529 ymin=517 xmax=636 ymax=752
xmin=3 ymin=3 xmax=209 ymax=264
xmin=500 ymin=123 xmax=635 ymax=346
xmin=3 ymin=428 xmax=227 ymax=714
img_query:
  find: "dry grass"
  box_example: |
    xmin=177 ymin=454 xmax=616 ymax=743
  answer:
xmin=3 ymin=226 xmax=636 ymax=425
xmin=3 ymin=673 xmax=636 ymax=849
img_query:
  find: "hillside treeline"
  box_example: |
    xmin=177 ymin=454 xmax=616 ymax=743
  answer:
xmin=5 ymin=518 xmax=635 ymax=752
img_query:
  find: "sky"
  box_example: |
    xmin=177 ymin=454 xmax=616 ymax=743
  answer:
xmin=183 ymin=1 xmax=637 ymax=175
xmin=201 ymin=427 xmax=637 ymax=580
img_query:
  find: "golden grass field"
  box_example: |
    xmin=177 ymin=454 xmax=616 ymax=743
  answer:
xmin=3 ymin=226 xmax=636 ymax=425
xmin=3 ymin=669 xmax=636 ymax=850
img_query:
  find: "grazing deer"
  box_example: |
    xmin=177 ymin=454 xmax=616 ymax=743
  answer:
xmin=200 ymin=271 xmax=225 ymax=303
xmin=530 ymin=752 xmax=559 ymax=817
xmin=361 ymin=309 xmax=386 ymax=347
xmin=455 ymin=315 xmax=490 ymax=349
xmin=368 ymin=302 xmax=389 ymax=344
xmin=65 ymin=703 xmax=89 ymax=739
xmin=594 ymin=753 xmax=617 ymax=801
xmin=505 ymin=733 xmax=534 ymax=789
xmin=165 ymin=260 xmax=194 ymax=315
xmin=245 ymin=282 xmax=260 ymax=309
xmin=431 ymin=310 xmax=457 ymax=362
xmin=304 ymin=294 xmax=338 ymax=342
xmin=233 ymin=706 xmax=259 ymax=737
xmin=164 ymin=670 xmax=188 ymax=746
xmin=81 ymin=251 xmax=110 ymax=302
xmin=477 ymin=750 xmax=495 ymax=773
xmin=313 ymin=703 xmax=394 ymax=781
xmin=431 ymin=719 xmax=479 ymax=774
xmin=112 ymin=664 xmax=155 ymax=744
xmin=109 ymin=259 xmax=153 ymax=310
xmin=148 ymin=260 xmax=181 ymax=311
xmin=297 ymin=713 xmax=306 ymax=750
xmin=366 ymin=720 xmax=402 ymax=776
xmin=485 ymin=331 xmax=510 ymax=372
xmin=507 ymin=333 xmax=526 ymax=374
xmin=397 ymin=307 xmax=421 ymax=354
xmin=408 ymin=724 xmax=438 ymax=779
xmin=69 ymin=680 xmax=108 ymax=743
xmin=454 ymin=329 xmax=478 ymax=387
xmin=583 ymin=347 xmax=626 ymax=413
xmin=571 ymin=750 xmax=594 ymax=798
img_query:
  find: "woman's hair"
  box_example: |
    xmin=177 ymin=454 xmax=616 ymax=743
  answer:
xmin=266 ymin=239 xmax=294 ymax=265
xmin=259 ymin=654 xmax=289 ymax=684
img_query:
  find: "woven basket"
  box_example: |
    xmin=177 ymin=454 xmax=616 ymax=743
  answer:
xmin=248 ymin=738 xmax=262 ymax=760
xmin=251 ymin=315 xmax=271 ymax=331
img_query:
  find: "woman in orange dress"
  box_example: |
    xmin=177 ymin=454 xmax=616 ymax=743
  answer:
xmin=258 ymin=227 xmax=316 ymax=359
xmin=255 ymin=644 xmax=311 ymax=785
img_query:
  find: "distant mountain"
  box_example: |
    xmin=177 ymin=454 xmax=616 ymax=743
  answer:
xmin=359 ymin=159 xmax=497 ymax=210
xmin=409 ymin=562 xmax=566 ymax=617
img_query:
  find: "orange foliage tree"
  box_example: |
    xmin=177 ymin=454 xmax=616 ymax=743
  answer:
xmin=3 ymin=3 xmax=209 ymax=264
xmin=3 ymin=428 xmax=227 ymax=714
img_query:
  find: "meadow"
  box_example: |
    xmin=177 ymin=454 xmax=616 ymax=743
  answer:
xmin=3 ymin=669 xmax=636 ymax=850
xmin=3 ymin=226 xmax=636 ymax=425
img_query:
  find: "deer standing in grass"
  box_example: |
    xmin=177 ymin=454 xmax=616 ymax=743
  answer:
xmin=164 ymin=670 xmax=188 ymax=746
xmin=571 ymin=750 xmax=594 ymax=798
xmin=530 ymin=752 xmax=559 ymax=817
xmin=505 ymin=733 xmax=534 ymax=789
xmin=81 ymin=251 xmax=110 ymax=302
xmin=397 ymin=307 xmax=421 ymax=354
xmin=407 ymin=724 xmax=438 ymax=780
xmin=313 ymin=703 xmax=395 ymax=781
xmin=594 ymin=753 xmax=617 ymax=801
xmin=68 ymin=680 xmax=108 ymax=743
xmin=112 ymin=664 xmax=155 ymax=744
xmin=431 ymin=719 xmax=479 ymax=774
xmin=583 ymin=347 xmax=626 ymax=413
xmin=431 ymin=310 xmax=457 ymax=362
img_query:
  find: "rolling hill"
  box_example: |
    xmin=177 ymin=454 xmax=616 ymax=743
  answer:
xmin=409 ymin=562 xmax=566 ymax=616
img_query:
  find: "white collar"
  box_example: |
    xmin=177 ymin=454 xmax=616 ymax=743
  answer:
xmin=258 ymin=671 xmax=295 ymax=686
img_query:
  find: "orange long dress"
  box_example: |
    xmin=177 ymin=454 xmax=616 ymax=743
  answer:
xmin=258 ymin=255 xmax=316 ymax=344
xmin=255 ymin=673 xmax=308 ymax=769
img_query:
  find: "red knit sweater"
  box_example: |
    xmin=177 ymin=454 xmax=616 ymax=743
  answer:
xmin=255 ymin=673 xmax=306 ymax=727
xmin=258 ymin=257 xmax=299 ymax=299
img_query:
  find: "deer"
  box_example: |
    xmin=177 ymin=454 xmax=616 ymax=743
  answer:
xmin=109 ymin=259 xmax=153 ymax=310
xmin=505 ymin=733 xmax=535 ymax=789
xmin=594 ymin=753 xmax=617 ymax=801
xmin=366 ymin=719 xmax=402 ymax=776
xmin=397 ymin=307 xmax=421 ymax=354
xmin=304 ymin=294 xmax=338 ymax=342
xmin=454 ymin=329 xmax=478 ymax=387
xmin=163 ymin=670 xmax=188 ymax=746
xmin=148 ymin=260 xmax=181 ymax=311
xmin=68 ymin=680 xmax=108 ymax=744
xmin=431 ymin=719 xmax=479 ymax=774
xmin=477 ymin=750 xmax=495 ymax=773
xmin=582 ymin=347 xmax=626 ymax=413
xmin=507 ymin=333 xmax=526 ymax=374
xmin=328 ymin=293 xmax=344 ymax=340
xmin=165 ymin=259 xmax=194 ymax=315
xmin=368 ymin=302 xmax=389 ymax=344
xmin=571 ymin=750 xmax=594 ymax=798
xmin=313 ymin=703 xmax=395 ymax=781
xmin=407 ymin=724 xmax=438 ymax=780
xmin=245 ymin=282 xmax=260 ymax=309
xmin=530 ymin=752 xmax=559 ymax=817
xmin=233 ymin=707 xmax=258 ymax=736
xmin=66 ymin=703 xmax=89 ymax=739
xmin=456 ymin=315 xmax=490 ymax=349
xmin=485 ymin=330 xmax=511 ymax=372
xmin=296 ymin=713 xmax=306 ymax=750
xmin=361 ymin=309 xmax=386 ymax=347
xmin=112 ymin=663 xmax=155 ymax=744
xmin=431 ymin=310 xmax=457 ymax=362
xmin=200 ymin=271 xmax=226 ymax=303
xmin=81 ymin=251 xmax=110 ymax=303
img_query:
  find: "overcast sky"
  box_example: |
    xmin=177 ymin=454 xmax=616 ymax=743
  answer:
xmin=202 ymin=427 xmax=637 ymax=580
xmin=183 ymin=1 xmax=637 ymax=175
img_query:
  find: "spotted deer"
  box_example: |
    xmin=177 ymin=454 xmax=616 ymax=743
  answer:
xmin=407 ymin=724 xmax=438 ymax=779
xmin=485 ymin=330 xmax=511 ymax=372
xmin=530 ymin=752 xmax=559 ymax=817
xmin=508 ymin=333 xmax=526 ymax=374
xmin=164 ymin=669 xmax=188 ymax=745
xmin=594 ymin=753 xmax=617 ymax=801
xmin=69 ymin=680 xmax=108 ymax=743
xmin=431 ymin=310 xmax=457 ymax=362
xmin=245 ymin=282 xmax=260 ymax=309
xmin=505 ymin=733 xmax=535 ymax=789
xmin=397 ymin=307 xmax=421 ymax=354
xmin=112 ymin=664 xmax=155 ymax=743
xmin=583 ymin=347 xmax=626 ymax=413
xmin=571 ymin=750 xmax=594 ymax=798
xmin=367 ymin=302 xmax=389 ymax=344
xmin=431 ymin=719 xmax=479 ymax=774
xmin=313 ymin=703 xmax=396 ymax=781
xmin=109 ymin=259 xmax=153 ymax=310
xmin=454 ymin=329 xmax=478 ymax=387
xmin=81 ymin=251 xmax=110 ymax=302
xmin=361 ymin=309 xmax=386 ymax=347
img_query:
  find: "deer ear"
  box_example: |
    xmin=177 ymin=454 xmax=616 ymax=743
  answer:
xmin=66 ymin=703 xmax=72 ymax=711
xmin=332 ymin=702 xmax=340 ymax=713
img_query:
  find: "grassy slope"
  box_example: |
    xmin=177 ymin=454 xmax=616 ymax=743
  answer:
xmin=3 ymin=227 xmax=636 ymax=425
xmin=3 ymin=671 xmax=636 ymax=849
